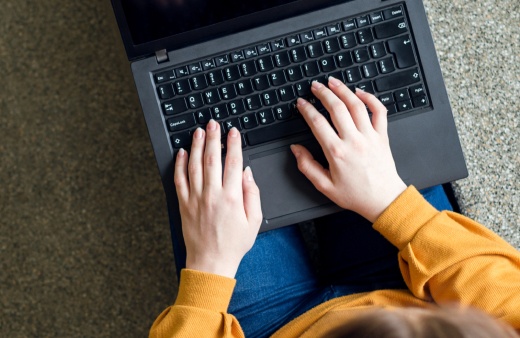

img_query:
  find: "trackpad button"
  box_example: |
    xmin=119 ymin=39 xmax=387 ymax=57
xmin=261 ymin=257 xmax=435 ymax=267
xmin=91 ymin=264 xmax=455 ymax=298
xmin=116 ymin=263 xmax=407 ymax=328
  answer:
xmin=249 ymin=143 xmax=331 ymax=220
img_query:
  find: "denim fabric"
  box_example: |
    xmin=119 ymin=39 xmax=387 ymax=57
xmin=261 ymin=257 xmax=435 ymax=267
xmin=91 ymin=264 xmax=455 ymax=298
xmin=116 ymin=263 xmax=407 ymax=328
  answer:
xmin=228 ymin=185 xmax=453 ymax=337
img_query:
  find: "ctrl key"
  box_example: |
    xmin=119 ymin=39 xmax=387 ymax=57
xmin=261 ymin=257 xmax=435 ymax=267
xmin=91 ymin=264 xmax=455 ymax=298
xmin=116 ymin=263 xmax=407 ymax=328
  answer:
xmin=171 ymin=131 xmax=192 ymax=149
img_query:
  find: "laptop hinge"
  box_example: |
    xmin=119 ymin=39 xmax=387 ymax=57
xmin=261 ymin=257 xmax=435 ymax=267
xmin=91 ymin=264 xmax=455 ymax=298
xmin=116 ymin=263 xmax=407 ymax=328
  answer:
xmin=155 ymin=49 xmax=169 ymax=63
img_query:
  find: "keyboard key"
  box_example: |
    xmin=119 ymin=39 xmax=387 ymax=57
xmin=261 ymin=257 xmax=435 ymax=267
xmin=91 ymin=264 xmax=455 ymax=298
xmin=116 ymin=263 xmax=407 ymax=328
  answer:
xmin=370 ymin=42 xmax=387 ymax=58
xmin=369 ymin=12 xmax=384 ymax=24
xmin=223 ymin=117 xmax=242 ymax=132
xmin=385 ymin=103 xmax=398 ymax=115
xmin=340 ymin=33 xmax=357 ymax=49
xmin=357 ymin=81 xmax=375 ymax=94
xmin=163 ymin=98 xmax=187 ymax=115
xmin=240 ymin=60 xmax=257 ymax=77
xmin=190 ymin=74 xmax=208 ymax=90
xmin=202 ymin=59 xmax=216 ymax=70
xmin=383 ymin=6 xmax=403 ymax=20
xmin=295 ymin=80 xmax=311 ymax=96
xmin=195 ymin=108 xmax=212 ymax=124
xmin=313 ymin=27 xmax=328 ymax=39
xmin=175 ymin=66 xmax=189 ymax=77
xmin=271 ymin=39 xmax=286 ymax=51
xmin=278 ymin=85 xmax=296 ymax=101
xmin=286 ymin=66 xmax=304 ymax=81
xmin=410 ymin=84 xmax=426 ymax=97
xmin=356 ymin=16 xmax=370 ymax=27
xmin=387 ymin=35 xmax=416 ymax=68
xmin=167 ymin=113 xmax=196 ymax=132
xmin=257 ymin=43 xmax=272 ymax=55
xmin=224 ymin=65 xmax=241 ymax=81
xmin=307 ymin=42 xmax=325 ymax=58
xmin=253 ymin=75 xmax=270 ymax=91
xmin=228 ymin=99 xmax=246 ymax=115
xmin=215 ymin=55 xmax=230 ymax=66
xmin=379 ymin=93 xmax=395 ymax=105
xmin=155 ymin=70 xmax=175 ymax=83
xmin=274 ymin=105 xmax=292 ymax=120
xmin=186 ymin=93 xmax=204 ymax=109
xmin=157 ymin=84 xmax=175 ymax=100
xmin=394 ymin=88 xmax=410 ymax=101
xmin=357 ymin=28 xmax=374 ymax=44
xmin=327 ymin=71 xmax=345 ymax=83
xmin=323 ymin=38 xmax=340 ymax=53
xmin=212 ymin=104 xmax=229 ymax=119
xmin=290 ymin=46 xmax=307 ymax=62
xmin=207 ymin=70 xmax=224 ymax=86
xmin=174 ymin=79 xmax=191 ymax=95
xmin=257 ymin=57 xmax=274 ymax=72
xmin=171 ymin=131 xmax=191 ymax=148
xmin=230 ymin=51 xmax=245 ymax=62
xmin=374 ymin=68 xmax=420 ymax=92
xmin=326 ymin=23 xmax=342 ymax=35
xmin=246 ymin=119 xmax=309 ymax=146
xmin=269 ymin=70 xmax=287 ymax=86
xmin=342 ymin=19 xmax=356 ymax=31
xmin=241 ymin=113 xmax=258 ymax=129
xmin=412 ymin=95 xmax=429 ymax=107
xmin=345 ymin=67 xmax=362 ymax=83
xmin=219 ymin=84 xmax=237 ymax=100
xmin=378 ymin=57 xmax=395 ymax=74
xmin=287 ymin=35 xmax=301 ymax=46
xmin=397 ymin=99 xmax=412 ymax=112
xmin=257 ymin=109 xmax=275 ymax=125
xmin=203 ymin=88 xmax=221 ymax=104
xmin=336 ymin=52 xmax=354 ymax=68
xmin=246 ymin=95 xmax=262 ymax=110
xmin=362 ymin=62 xmax=378 ymax=78
xmin=236 ymin=79 xmax=254 ymax=95
xmin=319 ymin=56 xmax=336 ymax=72
xmin=188 ymin=62 xmax=202 ymax=74
xmin=303 ymin=61 xmax=320 ymax=77
xmin=261 ymin=90 xmax=279 ymax=106
xmin=243 ymin=47 xmax=258 ymax=59
xmin=353 ymin=48 xmax=370 ymax=63
xmin=300 ymin=31 xmax=314 ymax=42
xmin=374 ymin=18 xmax=408 ymax=39
xmin=273 ymin=51 xmax=291 ymax=67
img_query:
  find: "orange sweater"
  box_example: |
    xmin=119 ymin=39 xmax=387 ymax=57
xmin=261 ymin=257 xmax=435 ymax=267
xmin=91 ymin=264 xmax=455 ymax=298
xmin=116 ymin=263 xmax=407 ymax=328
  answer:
xmin=150 ymin=186 xmax=520 ymax=337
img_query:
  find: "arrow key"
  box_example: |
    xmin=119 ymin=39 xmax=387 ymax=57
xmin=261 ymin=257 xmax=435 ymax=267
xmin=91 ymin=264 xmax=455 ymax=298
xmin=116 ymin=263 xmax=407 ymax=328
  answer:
xmin=396 ymin=99 xmax=413 ymax=112
xmin=412 ymin=95 xmax=429 ymax=108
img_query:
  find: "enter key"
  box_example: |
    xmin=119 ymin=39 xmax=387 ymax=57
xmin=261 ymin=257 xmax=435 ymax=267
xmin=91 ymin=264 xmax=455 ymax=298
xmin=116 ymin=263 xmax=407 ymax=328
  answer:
xmin=387 ymin=34 xmax=416 ymax=69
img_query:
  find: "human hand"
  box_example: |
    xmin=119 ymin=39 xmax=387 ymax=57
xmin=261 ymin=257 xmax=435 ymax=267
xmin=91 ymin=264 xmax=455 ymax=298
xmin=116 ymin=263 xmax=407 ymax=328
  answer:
xmin=291 ymin=78 xmax=407 ymax=223
xmin=174 ymin=120 xmax=263 ymax=278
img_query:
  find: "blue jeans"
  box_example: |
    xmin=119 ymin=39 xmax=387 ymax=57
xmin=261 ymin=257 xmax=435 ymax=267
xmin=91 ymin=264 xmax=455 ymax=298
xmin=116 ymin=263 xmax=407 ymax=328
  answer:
xmin=228 ymin=185 xmax=453 ymax=338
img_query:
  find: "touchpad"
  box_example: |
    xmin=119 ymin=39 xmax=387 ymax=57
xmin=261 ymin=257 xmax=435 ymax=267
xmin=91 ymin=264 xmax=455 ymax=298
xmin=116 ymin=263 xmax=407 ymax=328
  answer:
xmin=249 ymin=141 xmax=331 ymax=220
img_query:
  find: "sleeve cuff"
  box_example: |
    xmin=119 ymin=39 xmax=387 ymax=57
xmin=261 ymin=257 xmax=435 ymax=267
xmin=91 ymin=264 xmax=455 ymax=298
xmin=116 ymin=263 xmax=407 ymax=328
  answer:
xmin=373 ymin=186 xmax=439 ymax=250
xmin=174 ymin=269 xmax=237 ymax=312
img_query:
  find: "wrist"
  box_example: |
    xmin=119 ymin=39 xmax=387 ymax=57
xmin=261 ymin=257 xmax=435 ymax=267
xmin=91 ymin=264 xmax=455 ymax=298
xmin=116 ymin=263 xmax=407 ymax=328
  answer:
xmin=186 ymin=255 xmax=241 ymax=279
xmin=365 ymin=180 xmax=407 ymax=222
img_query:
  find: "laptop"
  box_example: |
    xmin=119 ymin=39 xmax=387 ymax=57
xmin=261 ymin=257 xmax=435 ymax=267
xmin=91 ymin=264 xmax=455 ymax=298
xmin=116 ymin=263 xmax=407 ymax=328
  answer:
xmin=110 ymin=0 xmax=468 ymax=270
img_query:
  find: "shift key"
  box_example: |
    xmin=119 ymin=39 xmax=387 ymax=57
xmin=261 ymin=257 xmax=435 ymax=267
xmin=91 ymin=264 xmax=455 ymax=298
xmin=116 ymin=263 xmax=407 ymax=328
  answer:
xmin=374 ymin=68 xmax=421 ymax=92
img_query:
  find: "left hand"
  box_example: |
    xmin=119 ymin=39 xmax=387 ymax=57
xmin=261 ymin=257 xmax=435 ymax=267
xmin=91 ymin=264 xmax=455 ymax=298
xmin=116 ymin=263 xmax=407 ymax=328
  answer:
xmin=174 ymin=120 xmax=263 ymax=279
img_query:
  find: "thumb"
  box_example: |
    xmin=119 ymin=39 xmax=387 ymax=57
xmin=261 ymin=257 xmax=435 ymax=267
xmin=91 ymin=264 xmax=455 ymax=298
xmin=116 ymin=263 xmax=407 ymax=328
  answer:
xmin=290 ymin=144 xmax=333 ymax=194
xmin=242 ymin=167 xmax=263 ymax=229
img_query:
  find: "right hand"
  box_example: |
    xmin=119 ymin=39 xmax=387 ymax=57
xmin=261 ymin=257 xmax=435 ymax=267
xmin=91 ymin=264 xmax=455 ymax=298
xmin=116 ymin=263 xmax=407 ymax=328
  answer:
xmin=291 ymin=77 xmax=407 ymax=223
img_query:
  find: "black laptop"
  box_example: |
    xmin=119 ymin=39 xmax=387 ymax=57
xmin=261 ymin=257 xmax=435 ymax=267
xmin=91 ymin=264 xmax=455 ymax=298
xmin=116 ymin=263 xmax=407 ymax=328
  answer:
xmin=110 ymin=0 xmax=468 ymax=270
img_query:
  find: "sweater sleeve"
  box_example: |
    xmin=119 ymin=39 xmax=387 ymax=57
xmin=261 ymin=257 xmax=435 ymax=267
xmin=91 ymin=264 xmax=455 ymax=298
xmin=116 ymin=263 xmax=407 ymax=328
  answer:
xmin=373 ymin=186 xmax=520 ymax=329
xmin=149 ymin=269 xmax=245 ymax=338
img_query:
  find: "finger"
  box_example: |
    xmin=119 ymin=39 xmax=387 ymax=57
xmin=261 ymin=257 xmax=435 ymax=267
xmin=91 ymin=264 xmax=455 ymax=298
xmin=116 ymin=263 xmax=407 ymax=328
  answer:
xmin=188 ymin=127 xmax=205 ymax=195
xmin=203 ymin=119 xmax=223 ymax=190
xmin=327 ymin=82 xmax=372 ymax=133
xmin=290 ymin=144 xmax=333 ymax=194
xmin=355 ymin=89 xmax=388 ymax=136
xmin=310 ymin=78 xmax=356 ymax=137
xmin=242 ymin=167 xmax=263 ymax=229
xmin=174 ymin=148 xmax=189 ymax=202
xmin=223 ymin=128 xmax=244 ymax=191
xmin=296 ymin=97 xmax=339 ymax=156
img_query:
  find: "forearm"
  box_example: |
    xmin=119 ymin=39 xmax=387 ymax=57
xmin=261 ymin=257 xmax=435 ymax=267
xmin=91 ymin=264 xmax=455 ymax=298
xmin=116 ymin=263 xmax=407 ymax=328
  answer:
xmin=149 ymin=269 xmax=245 ymax=338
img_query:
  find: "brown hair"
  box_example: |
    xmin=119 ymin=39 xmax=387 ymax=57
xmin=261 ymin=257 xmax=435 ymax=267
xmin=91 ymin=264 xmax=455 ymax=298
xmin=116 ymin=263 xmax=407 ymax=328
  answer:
xmin=326 ymin=306 xmax=518 ymax=338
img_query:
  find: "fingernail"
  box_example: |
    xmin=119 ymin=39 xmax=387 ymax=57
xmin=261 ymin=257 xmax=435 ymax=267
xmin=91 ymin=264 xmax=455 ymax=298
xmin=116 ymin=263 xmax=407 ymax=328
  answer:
xmin=178 ymin=148 xmax=185 ymax=157
xmin=229 ymin=127 xmax=239 ymax=138
xmin=194 ymin=127 xmax=203 ymax=139
xmin=328 ymin=76 xmax=342 ymax=87
xmin=297 ymin=97 xmax=307 ymax=107
xmin=245 ymin=166 xmax=254 ymax=181
xmin=355 ymin=87 xmax=365 ymax=93
xmin=290 ymin=144 xmax=301 ymax=157
xmin=207 ymin=119 xmax=217 ymax=130
xmin=311 ymin=80 xmax=324 ymax=90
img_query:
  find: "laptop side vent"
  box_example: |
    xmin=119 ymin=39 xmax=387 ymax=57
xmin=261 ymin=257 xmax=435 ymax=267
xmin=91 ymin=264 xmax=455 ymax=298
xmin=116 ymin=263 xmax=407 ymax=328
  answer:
xmin=155 ymin=49 xmax=169 ymax=63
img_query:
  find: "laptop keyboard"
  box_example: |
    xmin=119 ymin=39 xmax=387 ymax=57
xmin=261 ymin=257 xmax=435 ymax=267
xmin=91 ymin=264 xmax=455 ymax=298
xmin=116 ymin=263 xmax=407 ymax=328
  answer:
xmin=153 ymin=4 xmax=429 ymax=152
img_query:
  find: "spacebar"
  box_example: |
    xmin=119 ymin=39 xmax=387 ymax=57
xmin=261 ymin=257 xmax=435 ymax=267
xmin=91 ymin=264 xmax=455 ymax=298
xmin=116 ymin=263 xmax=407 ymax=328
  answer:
xmin=246 ymin=119 xmax=309 ymax=146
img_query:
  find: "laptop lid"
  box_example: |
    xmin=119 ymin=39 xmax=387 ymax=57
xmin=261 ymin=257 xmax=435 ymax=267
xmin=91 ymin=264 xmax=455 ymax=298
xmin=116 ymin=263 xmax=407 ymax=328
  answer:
xmin=111 ymin=0 xmax=346 ymax=61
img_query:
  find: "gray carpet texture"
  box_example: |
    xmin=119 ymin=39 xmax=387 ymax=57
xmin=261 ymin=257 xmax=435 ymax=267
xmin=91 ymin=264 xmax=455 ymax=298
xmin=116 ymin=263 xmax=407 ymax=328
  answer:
xmin=1 ymin=0 xmax=518 ymax=337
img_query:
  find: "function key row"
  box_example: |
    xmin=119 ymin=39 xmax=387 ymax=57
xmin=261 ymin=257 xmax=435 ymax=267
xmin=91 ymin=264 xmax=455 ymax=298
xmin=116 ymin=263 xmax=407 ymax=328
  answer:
xmin=155 ymin=5 xmax=404 ymax=84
